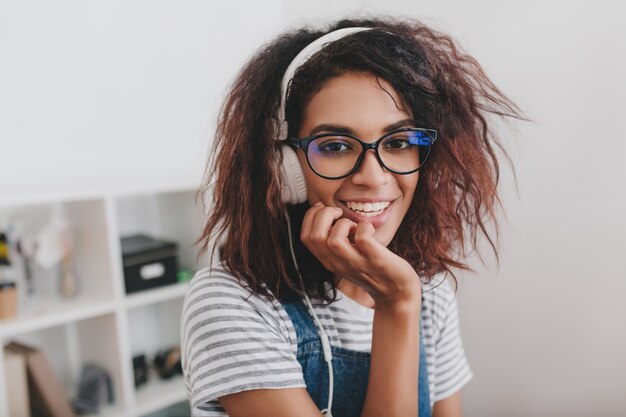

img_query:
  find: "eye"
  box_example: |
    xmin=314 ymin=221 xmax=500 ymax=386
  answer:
xmin=383 ymin=135 xmax=412 ymax=150
xmin=315 ymin=138 xmax=355 ymax=155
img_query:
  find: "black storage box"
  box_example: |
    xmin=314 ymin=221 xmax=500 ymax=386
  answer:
xmin=121 ymin=234 xmax=179 ymax=294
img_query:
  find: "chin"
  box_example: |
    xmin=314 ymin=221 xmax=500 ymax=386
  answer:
xmin=373 ymin=230 xmax=394 ymax=247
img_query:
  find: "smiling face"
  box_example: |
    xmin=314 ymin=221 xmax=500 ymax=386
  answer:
xmin=295 ymin=71 xmax=419 ymax=246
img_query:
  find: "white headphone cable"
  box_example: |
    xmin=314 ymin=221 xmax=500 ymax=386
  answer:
xmin=284 ymin=209 xmax=335 ymax=417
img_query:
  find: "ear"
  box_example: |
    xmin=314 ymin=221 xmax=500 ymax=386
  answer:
xmin=280 ymin=145 xmax=308 ymax=204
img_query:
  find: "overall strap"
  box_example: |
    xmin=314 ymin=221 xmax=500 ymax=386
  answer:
xmin=281 ymin=297 xmax=321 ymax=346
xmin=419 ymin=319 xmax=431 ymax=416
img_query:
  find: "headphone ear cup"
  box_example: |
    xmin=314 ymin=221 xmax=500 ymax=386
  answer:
xmin=280 ymin=145 xmax=308 ymax=204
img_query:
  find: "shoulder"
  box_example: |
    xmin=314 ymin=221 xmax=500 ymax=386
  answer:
xmin=182 ymin=265 xmax=288 ymax=342
xmin=181 ymin=265 xmax=304 ymax=410
xmin=184 ymin=265 xmax=258 ymax=303
xmin=183 ymin=266 xmax=260 ymax=313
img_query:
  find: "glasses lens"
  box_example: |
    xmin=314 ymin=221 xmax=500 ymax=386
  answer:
xmin=379 ymin=130 xmax=433 ymax=173
xmin=308 ymin=135 xmax=361 ymax=178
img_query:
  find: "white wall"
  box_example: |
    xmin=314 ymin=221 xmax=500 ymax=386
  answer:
xmin=2 ymin=0 xmax=625 ymax=415
xmin=0 ymin=0 xmax=285 ymax=196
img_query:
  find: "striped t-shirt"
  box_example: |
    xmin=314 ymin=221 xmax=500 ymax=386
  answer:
xmin=181 ymin=266 xmax=473 ymax=416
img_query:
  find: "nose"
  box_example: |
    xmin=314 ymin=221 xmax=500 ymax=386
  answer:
xmin=350 ymin=149 xmax=391 ymax=188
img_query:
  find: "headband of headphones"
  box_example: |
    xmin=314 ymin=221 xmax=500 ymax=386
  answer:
xmin=276 ymin=27 xmax=373 ymax=141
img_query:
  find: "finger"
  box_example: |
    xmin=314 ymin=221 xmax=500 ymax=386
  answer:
xmin=352 ymin=221 xmax=386 ymax=259
xmin=300 ymin=204 xmax=343 ymax=268
xmin=306 ymin=206 xmax=343 ymax=247
xmin=300 ymin=202 xmax=325 ymax=242
xmin=304 ymin=207 xmax=343 ymax=269
xmin=327 ymin=218 xmax=361 ymax=261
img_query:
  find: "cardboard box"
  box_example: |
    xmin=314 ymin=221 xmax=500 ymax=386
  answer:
xmin=5 ymin=341 xmax=75 ymax=417
xmin=4 ymin=345 xmax=30 ymax=417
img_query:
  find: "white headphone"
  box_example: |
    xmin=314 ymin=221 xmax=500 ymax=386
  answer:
xmin=278 ymin=26 xmax=373 ymax=417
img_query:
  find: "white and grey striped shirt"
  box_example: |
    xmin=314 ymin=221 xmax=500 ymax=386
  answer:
xmin=181 ymin=266 xmax=472 ymax=416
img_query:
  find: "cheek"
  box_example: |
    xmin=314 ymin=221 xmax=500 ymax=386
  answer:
xmin=399 ymin=173 xmax=419 ymax=202
xmin=306 ymin=178 xmax=343 ymax=204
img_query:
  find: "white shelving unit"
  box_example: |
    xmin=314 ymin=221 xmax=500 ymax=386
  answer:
xmin=0 ymin=182 xmax=209 ymax=417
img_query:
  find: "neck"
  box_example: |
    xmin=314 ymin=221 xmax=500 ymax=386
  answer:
xmin=336 ymin=277 xmax=375 ymax=309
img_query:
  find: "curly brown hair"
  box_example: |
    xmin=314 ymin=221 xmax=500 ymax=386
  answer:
xmin=196 ymin=17 xmax=523 ymax=303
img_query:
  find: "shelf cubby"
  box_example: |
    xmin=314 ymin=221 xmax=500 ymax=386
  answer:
xmin=0 ymin=183 xmax=202 ymax=417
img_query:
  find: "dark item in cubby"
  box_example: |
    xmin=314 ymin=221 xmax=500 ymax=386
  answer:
xmin=120 ymin=234 xmax=179 ymax=294
xmin=72 ymin=364 xmax=114 ymax=415
xmin=153 ymin=347 xmax=182 ymax=379
xmin=133 ymin=354 xmax=149 ymax=388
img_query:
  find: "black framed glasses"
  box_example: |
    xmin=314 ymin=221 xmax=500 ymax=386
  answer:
xmin=287 ymin=127 xmax=437 ymax=180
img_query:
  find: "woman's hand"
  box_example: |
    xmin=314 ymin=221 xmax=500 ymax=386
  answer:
xmin=300 ymin=202 xmax=421 ymax=308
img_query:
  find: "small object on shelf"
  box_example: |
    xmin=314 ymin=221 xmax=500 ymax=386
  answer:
xmin=59 ymin=219 xmax=79 ymax=299
xmin=59 ymin=254 xmax=79 ymax=299
xmin=15 ymin=237 xmax=37 ymax=303
xmin=31 ymin=207 xmax=80 ymax=300
xmin=33 ymin=209 xmax=67 ymax=269
xmin=153 ymin=347 xmax=182 ymax=379
xmin=0 ymin=231 xmax=19 ymax=320
xmin=0 ymin=231 xmax=9 ymax=265
xmin=72 ymin=364 xmax=114 ymax=415
xmin=120 ymin=234 xmax=179 ymax=294
xmin=0 ymin=280 xmax=18 ymax=320
xmin=177 ymin=269 xmax=194 ymax=283
xmin=133 ymin=354 xmax=149 ymax=388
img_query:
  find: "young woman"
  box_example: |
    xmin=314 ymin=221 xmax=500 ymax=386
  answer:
xmin=181 ymin=17 xmax=521 ymax=417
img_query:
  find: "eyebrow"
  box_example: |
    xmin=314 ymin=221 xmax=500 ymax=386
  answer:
xmin=308 ymin=118 xmax=416 ymax=136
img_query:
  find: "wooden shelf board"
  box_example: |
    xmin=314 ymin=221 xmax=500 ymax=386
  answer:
xmin=0 ymin=297 xmax=117 ymax=338
xmin=85 ymin=402 xmax=128 ymax=417
xmin=124 ymin=282 xmax=189 ymax=310
xmin=134 ymin=374 xmax=186 ymax=416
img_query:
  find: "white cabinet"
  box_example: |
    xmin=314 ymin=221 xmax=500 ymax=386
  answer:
xmin=0 ymin=182 xmax=209 ymax=417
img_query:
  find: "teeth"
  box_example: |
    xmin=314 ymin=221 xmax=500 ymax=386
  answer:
xmin=345 ymin=201 xmax=391 ymax=214
xmin=360 ymin=211 xmax=382 ymax=217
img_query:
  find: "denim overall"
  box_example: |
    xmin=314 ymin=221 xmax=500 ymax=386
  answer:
xmin=282 ymin=297 xmax=431 ymax=417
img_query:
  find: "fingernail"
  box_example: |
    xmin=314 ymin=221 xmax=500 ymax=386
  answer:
xmin=314 ymin=201 xmax=323 ymax=207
